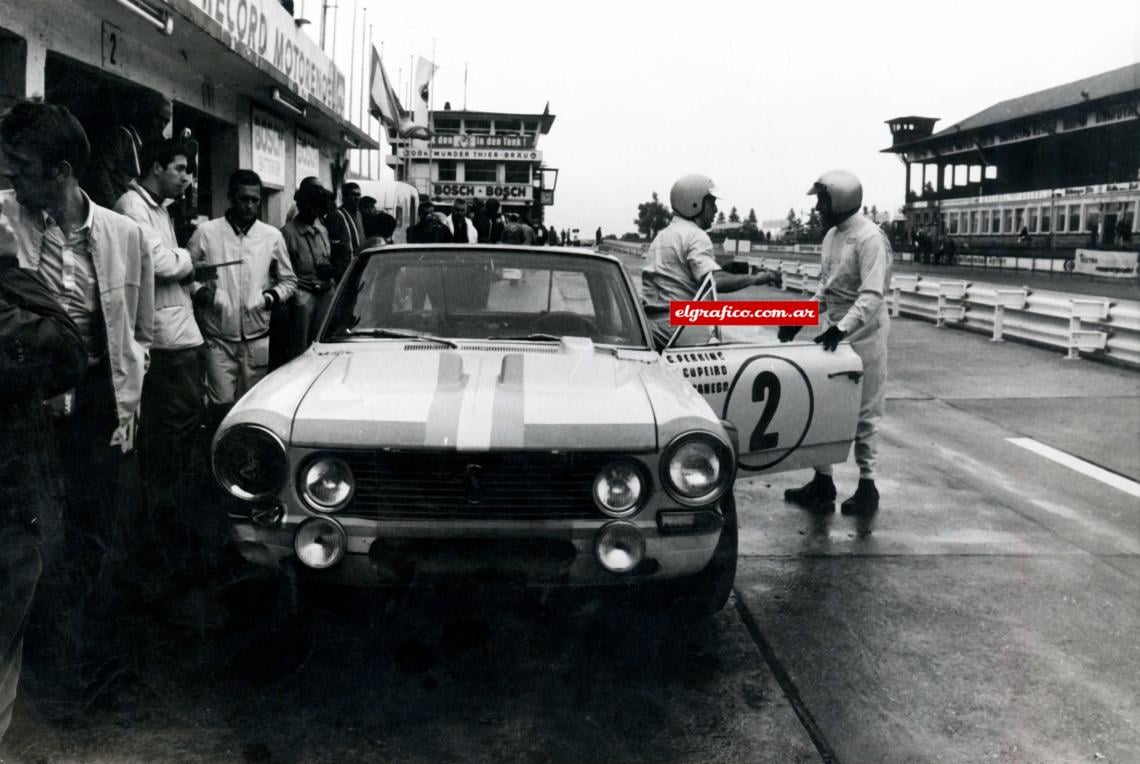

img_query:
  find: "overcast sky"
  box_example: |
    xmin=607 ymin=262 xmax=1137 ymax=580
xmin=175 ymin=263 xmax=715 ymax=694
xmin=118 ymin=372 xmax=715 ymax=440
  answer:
xmin=309 ymin=0 xmax=1139 ymax=235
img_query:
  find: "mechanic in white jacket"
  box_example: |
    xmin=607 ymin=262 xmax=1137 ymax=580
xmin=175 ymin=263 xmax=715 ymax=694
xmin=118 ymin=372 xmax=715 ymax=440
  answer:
xmin=779 ymin=170 xmax=892 ymax=515
xmin=188 ymin=170 xmax=296 ymax=416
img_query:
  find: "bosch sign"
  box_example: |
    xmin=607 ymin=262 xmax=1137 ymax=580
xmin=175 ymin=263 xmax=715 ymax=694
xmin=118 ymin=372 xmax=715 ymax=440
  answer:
xmin=433 ymin=184 xmax=534 ymax=201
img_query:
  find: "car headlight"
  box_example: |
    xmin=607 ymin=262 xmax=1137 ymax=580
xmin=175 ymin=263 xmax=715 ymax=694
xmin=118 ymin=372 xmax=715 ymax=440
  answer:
xmin=294 ymin=517 xmax=347 ymax=569
xmin=661 ymin=433 xmax=733 ymax=505
xmin=300 ymin=456 xmax=355 ymax=512
xmin=213 ymin=425 xmax=288 ymax=501
xmin=593 ymin=461 xmax=647 ymax=517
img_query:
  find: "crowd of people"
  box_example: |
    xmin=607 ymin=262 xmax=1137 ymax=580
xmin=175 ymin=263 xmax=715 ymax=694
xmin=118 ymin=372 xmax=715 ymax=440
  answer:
xmin=0 ymin=99 xmax=405 ymax=732
xmin=403 ymin=194 xmax=574 ymax=247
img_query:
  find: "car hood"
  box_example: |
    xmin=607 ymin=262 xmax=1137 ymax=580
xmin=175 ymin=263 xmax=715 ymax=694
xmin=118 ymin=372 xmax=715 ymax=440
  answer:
xmin=291 ymin=340 xmax=658 ymax=451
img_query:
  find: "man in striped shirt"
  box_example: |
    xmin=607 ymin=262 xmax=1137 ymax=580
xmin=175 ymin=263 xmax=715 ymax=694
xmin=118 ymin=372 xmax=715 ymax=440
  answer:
xmin=327 ymin=181 xmax=364 ymax=279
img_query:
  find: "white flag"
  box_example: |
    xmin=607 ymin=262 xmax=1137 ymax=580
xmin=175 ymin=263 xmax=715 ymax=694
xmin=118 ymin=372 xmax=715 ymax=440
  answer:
xmin=413 ymin=57 xmax=439 ymax=128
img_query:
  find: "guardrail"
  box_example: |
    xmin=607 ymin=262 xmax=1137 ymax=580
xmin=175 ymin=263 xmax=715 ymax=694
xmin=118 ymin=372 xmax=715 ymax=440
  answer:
xmin=739 ymin=255 xmax=1139 ymax=368
xmin=598 ymin=240 xmax=649 ymax=257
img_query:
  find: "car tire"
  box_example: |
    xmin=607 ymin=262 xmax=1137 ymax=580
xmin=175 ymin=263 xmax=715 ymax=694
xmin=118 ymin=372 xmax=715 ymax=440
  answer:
xmin=636 ymin=491 xmax=739 ymax=622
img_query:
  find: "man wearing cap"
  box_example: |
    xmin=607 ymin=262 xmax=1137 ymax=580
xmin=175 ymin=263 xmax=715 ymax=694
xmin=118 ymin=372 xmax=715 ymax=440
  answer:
xmin=641 ymin=173 xmax=780 ymax=349
xmin=779 ymin=169 xmax=892 ymax=515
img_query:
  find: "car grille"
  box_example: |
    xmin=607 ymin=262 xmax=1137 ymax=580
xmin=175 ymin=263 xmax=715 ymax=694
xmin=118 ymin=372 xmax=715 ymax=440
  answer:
xmin=332 ymin=450 xmax=623 ymax=520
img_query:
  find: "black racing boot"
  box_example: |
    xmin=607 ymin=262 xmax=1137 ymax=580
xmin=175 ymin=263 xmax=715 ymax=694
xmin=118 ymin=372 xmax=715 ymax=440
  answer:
xmin=784 ymin=472 xmax=837 ymax=511
xmin=840 ymin=479 xmax=879 ymax=515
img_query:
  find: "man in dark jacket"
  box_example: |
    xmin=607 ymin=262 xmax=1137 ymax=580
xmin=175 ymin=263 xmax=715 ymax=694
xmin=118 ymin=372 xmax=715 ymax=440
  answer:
xmin=0 ymin=234 xmax=87 ymax=741
xmin=406 ymin=199 xmax=453 ymax=244
xmin=475 ymin=198 xmax=504 ymax=244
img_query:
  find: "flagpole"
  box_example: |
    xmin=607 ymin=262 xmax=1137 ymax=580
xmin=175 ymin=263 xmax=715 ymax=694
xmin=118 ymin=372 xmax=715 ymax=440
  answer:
xmin=428 ymin=38 xmax=435 ymax=203
xmin=359 ymin=7 xmax=367 ymax=175
xmin=464 ymin=61 xmax=467 ymax=111
xmin=346 ymin=0 xmax=358 ymax=175
xmin=369 ymin=23 xmax=375 ymax=178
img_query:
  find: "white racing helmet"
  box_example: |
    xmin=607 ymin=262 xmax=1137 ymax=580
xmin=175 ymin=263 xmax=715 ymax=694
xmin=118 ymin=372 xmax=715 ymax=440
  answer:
xmin=807 ymin=170 xmax=863 ymax=215
xmin=670 ymin=173 xmax=721 ymax=218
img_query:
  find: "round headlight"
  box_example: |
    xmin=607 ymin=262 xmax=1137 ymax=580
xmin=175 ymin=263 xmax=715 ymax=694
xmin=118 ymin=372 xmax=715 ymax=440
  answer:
xmin=595 ymin=521 xmax=645 ymax=574
xmin=213 ymin=425 xmax=288 ymax=501
xmin=663 ymin=435 xmax=732 ymax=505
xmin=593 ymin=461 xmax=645 ymax=517
xmin=294 ymin=517 xmax=347 ymax=569
xmin=301 ymin=456 xmax=354 ymax=511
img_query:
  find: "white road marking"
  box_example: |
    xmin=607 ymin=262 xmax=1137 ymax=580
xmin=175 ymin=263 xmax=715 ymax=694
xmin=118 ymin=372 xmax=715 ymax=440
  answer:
xmin=1007 ymin=437 xmax=1140 ymax=499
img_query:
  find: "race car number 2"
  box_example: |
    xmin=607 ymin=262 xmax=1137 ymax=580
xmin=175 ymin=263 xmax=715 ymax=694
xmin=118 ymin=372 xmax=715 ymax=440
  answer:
xmin=721 ymin=355 xmax=815 ymax=472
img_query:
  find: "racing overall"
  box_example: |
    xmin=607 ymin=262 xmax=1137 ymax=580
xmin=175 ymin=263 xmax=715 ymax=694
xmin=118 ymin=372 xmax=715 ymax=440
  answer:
xmin=811 ymin=214 xmax=892 ymax=479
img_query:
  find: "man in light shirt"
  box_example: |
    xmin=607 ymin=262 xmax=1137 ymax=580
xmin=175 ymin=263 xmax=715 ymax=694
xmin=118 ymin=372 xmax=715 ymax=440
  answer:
xmin=779 ymin=170 xmax=892 ymax=515
xmin=0 ymin=101 xmax=153 ymax=701
xmin=641 ymin=173 xmax=779 ymax=349
xmin=189 ymin=169 xmax=296 ymax=422
xmin=114 ymin=138 xmax=216 ymax=539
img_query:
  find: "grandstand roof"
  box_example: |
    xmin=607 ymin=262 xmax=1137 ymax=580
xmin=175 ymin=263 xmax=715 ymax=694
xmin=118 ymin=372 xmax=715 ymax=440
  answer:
xmin=890 ymin=62 xmax=1139 ymax=151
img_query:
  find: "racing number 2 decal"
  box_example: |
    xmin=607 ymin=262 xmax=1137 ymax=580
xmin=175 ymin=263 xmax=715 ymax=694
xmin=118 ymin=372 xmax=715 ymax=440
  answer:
xmin=722 ymin=355 xmax=815 ymax=472
xmin=749 ymin=371 xmax=780 ymax=451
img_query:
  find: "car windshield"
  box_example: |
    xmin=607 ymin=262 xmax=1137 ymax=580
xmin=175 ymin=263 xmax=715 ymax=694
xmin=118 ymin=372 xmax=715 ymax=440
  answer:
xmin=322 ymin=248 xmax=650 ymax=347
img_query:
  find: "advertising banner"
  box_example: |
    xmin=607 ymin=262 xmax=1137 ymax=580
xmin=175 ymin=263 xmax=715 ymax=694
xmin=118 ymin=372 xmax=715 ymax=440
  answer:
xmin=251 ymin=108 xmax=286 ymax=189
xmin=1074 ymin=249 xmax=1140 ymax=279
xmin=295 ymin=129 xmax=320 ymax=182
xmin=400 ymin=147 xmax=541 ymax=162
xmin=432 ymin=183 xmax=534 ymax=202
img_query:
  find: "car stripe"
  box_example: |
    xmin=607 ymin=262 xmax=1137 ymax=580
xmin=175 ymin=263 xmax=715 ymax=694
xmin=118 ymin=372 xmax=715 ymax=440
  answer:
xmin=455 ymin=355 xmax=499 ymax=449
xmin=424 ymin=352 xmax=465 ymax=448
xmin=491 ymin=353 xmax=526 ymax=448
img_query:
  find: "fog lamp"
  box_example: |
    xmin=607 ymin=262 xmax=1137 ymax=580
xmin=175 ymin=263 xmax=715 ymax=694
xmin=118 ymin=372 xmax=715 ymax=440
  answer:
xmin=595 ymin=521 xmax=645 ymax=574
xmin=294 ymin=517 xmax=347 ymax=569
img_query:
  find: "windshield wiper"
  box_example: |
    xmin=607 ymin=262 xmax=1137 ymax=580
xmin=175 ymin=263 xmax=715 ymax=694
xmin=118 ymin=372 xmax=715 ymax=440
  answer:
xmin=332 ymin=328 xmax=458 ymax=348
xmin=486 ymin=333 xmax=563 ymax=342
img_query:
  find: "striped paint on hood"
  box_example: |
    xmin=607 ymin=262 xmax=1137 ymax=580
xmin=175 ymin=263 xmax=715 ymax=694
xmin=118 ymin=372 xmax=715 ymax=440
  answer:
xmin=291 ymin=345 xmax=657 ymax=451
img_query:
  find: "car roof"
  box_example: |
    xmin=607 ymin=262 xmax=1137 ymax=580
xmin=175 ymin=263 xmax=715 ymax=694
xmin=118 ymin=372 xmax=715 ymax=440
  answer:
xmin=358 ymin=243 xmax=622 ymax=266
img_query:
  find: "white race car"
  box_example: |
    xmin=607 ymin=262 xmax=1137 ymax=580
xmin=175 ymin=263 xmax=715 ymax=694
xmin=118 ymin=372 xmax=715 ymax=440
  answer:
xmin=212 ymin=245 xmax=861 ymax=618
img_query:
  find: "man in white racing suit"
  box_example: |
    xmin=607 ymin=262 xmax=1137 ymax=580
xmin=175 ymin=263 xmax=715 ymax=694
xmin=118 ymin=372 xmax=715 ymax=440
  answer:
xmin=779 ymin=169 xmax=891 ymax=515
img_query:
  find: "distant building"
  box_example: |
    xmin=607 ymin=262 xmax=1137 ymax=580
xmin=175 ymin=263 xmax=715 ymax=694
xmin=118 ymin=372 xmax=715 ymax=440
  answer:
xmin=883 ymin=63 xmax=1139 ymax=251
xmin=386 ymin=106 xmax=557 ymax=222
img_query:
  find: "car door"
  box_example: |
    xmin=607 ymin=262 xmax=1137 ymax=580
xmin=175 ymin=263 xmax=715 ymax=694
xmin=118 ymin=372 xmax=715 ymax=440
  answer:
xmin=656 ymin=277 xmax=862 ymax=477
xmin=661 ymin=337 xmax=862 ymax=476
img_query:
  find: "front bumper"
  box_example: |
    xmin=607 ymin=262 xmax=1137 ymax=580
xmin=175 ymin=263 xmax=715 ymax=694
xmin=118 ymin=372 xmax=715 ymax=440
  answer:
xmin=231 ymin=513 xmax=722 ymax=587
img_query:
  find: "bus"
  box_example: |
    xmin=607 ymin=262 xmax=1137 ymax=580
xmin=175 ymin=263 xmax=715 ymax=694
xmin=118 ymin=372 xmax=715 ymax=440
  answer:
xmin=352 ymin=178 xmax=420 ymax=244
